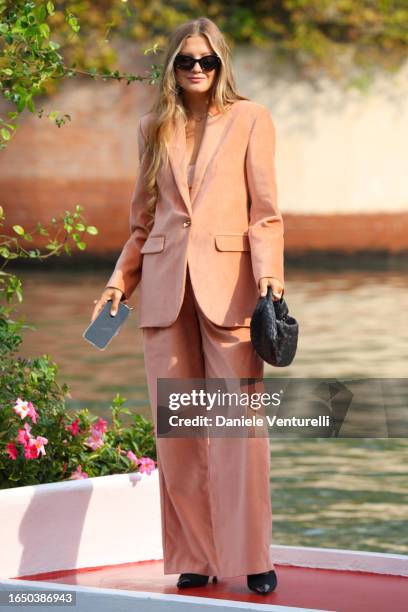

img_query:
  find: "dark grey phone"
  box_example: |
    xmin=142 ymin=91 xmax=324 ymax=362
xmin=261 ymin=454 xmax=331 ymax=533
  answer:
xmin=83 ymin=299 xmax=131 ymax=351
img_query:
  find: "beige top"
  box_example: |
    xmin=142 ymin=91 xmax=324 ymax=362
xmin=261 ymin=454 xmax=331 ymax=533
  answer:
xmin=187 ymin=163 xmax=195 ymax=189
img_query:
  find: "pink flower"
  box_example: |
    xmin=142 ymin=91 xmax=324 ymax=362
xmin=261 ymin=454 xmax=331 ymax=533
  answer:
xmin=13 ymin=397 xmax=38 ymax=422
xmin=65 ymin=418 xmax=81 ymax=436
xmin=91 ymin=417 xmax=108 ymax=434
xmin=24 ymin=442 xmax=39 ymax=459
xmin=17 ymin=422 xmax=33 ymax=445
xmin=126 ymin=450 xmax=139 ymax=465
xmin=70 ymin=465 xmax=89 ymax=479
xmin=85 ymin=431 xmax=105 ymax=450
xmin=13 ymin=397 xmax=30 ymax=419
xmin=84 ymin=418 xmax=108 ymax=450
xmin=16 ymin=423 xmax=48 ymax=460
xmin=126 ymin=453 xmax=155 ymax=474
xmin=23 ymin=436 xmax=48 ymax=460
xmin=138 ymin=457 xmax=156 ymax=475
xmin=27 ymin=404 xmax=39 ymax=423
xmin=6 ymin=442 xmax=18 ymax=460
xmin=32 ymin=435 xmax=48 ymax=456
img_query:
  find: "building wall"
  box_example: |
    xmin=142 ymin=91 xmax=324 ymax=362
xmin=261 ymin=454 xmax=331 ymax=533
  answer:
xmin=2 ymin=43 xmax=408 ymax=254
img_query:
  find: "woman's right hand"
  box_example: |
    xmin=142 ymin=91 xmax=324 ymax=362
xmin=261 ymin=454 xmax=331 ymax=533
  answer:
xmin=91 ymin=287 xmax=126 ymax=323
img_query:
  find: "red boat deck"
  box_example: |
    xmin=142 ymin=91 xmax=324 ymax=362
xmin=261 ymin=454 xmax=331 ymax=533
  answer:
xmin=16 ymin=558 xmax=408 ymax=612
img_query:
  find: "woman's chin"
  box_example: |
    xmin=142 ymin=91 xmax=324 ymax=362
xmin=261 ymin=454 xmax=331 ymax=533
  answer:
xmin=182 ymin=82 xmax=211 ymax=93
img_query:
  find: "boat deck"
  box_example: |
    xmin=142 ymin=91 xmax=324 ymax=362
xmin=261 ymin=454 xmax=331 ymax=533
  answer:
xmin=15 ymin=558 xmax=408 ymax=612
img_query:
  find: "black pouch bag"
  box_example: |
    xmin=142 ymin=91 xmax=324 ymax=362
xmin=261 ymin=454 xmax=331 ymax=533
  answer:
xmin=250 ymin=286 xmax=299 ymax=367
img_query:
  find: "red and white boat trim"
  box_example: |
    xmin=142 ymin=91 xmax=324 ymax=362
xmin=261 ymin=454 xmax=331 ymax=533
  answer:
xmin=1 ymin=471 xmax=406 ymax=611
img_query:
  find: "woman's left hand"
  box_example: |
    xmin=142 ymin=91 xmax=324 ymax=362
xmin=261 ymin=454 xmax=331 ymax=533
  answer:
xmin=258 ymin=277 xmax=284 ymax=300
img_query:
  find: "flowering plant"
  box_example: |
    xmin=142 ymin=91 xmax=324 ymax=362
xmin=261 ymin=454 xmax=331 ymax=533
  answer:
xmin=0 ymin=389 xmax=156 ymax=489
xmin=0 ymin=205 xmax=156 ymax=489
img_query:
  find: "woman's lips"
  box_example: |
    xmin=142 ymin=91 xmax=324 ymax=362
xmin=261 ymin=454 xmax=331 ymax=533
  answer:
xmin=188 ymin=77 xmax=204 ymax=82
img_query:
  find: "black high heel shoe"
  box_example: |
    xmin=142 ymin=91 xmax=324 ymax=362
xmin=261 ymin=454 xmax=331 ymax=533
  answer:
xmin=176 ymin=573 xmax=218 ymax=588
xmin=247 ymin=570 xmax=277 ymax=594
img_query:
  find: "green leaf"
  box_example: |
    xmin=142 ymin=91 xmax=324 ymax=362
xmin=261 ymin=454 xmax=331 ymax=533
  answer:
xmin=37 ymin=5 xmax=47 ymax=22
xmin=12 ymin=225 xmax=25 ymax=235
xmin=26 ymin=97 xmax=35 ymax=113
xmin=16 ymin=97 xmax=26 ymax=113
xmin=77 ymin=241 xmax=86 ymax=250
xmin=46 ymin=1 xmax=55 ymax=15
xmin=66 ymin=12 xmax=80 ymax=33
xmin=39 ymin=23 xmax=50 ymax=38
xmin=1 ymin=129 xmax=11 ymax=141
xmin=86 ymin=226 xmax=98 ymax=235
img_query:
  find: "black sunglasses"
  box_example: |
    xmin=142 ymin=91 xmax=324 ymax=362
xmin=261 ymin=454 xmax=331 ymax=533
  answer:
xmin=173 ymin=54 xmax=221 ymax=72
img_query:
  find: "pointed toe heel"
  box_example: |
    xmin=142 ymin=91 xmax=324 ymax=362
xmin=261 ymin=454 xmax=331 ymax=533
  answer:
xmin=176 ymin=573 xmax=210 ymax=588
xmin=247 ymin=570 xmax=277 ymax=595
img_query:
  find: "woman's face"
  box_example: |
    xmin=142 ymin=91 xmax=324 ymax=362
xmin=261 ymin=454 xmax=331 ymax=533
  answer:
xmin=174 ymin=35 xmax=219 ymax=95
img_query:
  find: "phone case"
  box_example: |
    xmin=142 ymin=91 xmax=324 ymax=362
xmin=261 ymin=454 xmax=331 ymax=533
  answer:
xmin=83 ymin=299 xmax=131 ymax=351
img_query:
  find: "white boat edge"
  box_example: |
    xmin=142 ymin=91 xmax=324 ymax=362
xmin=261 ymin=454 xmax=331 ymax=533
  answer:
xmin=1 ymin=470 xmax=407 ymax=583
xmin=0 ymin=578 xmax=336 ymax=612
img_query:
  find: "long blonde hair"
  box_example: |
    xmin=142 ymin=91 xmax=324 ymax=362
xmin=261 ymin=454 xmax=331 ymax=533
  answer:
xmin=142 ymin=17 xmax=249 ymax=228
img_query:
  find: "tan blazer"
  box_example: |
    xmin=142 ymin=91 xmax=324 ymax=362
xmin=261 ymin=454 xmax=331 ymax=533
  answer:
xmin=105 ymin=99 xmax=285 ymax=328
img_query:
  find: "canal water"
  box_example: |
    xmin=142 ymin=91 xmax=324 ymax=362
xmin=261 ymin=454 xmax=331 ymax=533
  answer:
xmin=12 ymin=264 xmax=408 ymax=555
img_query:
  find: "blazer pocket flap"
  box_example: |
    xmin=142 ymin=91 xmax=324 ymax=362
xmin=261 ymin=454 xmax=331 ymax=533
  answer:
xmin=140 ymin=235 xmax=165 ymax=254
xmin=215 ymin=234 xmax=250 ymax=252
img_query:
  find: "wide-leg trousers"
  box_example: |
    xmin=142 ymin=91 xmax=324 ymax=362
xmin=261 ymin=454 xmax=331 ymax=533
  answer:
xmin=142 ymin=264 xmax=275 ymax=578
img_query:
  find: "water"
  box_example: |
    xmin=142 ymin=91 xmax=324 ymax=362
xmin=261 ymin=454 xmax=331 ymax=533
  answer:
xmin=11 ymin=265 xmax=408 ymax=555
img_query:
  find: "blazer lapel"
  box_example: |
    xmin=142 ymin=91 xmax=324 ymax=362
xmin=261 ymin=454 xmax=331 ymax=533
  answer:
xmin=168 ymin=106 xmax=235 ymax=214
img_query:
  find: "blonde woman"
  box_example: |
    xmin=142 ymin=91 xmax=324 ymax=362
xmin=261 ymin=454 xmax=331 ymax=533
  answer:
xmin=91 ymin=16 xmax=284 ymax=595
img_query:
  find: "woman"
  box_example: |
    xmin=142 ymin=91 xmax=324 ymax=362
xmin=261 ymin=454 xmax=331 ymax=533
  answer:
xmin=91 ymin=17 xmax=284 ymax=595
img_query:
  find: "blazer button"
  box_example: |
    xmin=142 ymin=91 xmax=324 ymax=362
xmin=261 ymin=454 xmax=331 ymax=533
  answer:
xmin=183 ymin=219 xmax=191 ymax=228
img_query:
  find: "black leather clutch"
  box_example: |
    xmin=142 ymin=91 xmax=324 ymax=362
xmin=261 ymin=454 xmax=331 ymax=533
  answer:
xmin=250 ymin=286 xmax=299 ymax=367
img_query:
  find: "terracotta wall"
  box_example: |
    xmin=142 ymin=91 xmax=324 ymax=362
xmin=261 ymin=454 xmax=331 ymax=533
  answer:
xmin=1 ymin=43 xmax=408 ymax=255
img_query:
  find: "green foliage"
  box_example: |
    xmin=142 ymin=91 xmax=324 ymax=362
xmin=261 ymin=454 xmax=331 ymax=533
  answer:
xmin=38 ymin=1 xmax=407 ymax=75
xmin=0 ymin=204 xmax=98 ymax=263
xmin=1 ymin=1 xmax=407 ymax=147
xmin=0 ymin=388 xmax=157 ymax=488
xmin=0 ymin=0 xmax=158 ymax=147
xmin=0 ymin=204 xmax=156 ymax=489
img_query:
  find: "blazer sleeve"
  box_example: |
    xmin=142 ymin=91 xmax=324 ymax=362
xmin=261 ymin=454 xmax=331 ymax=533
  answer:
xmin=245 ymin=105 xmax=285 ymax=289
xmin=104 ymin=118 xmax=152 ymax=299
